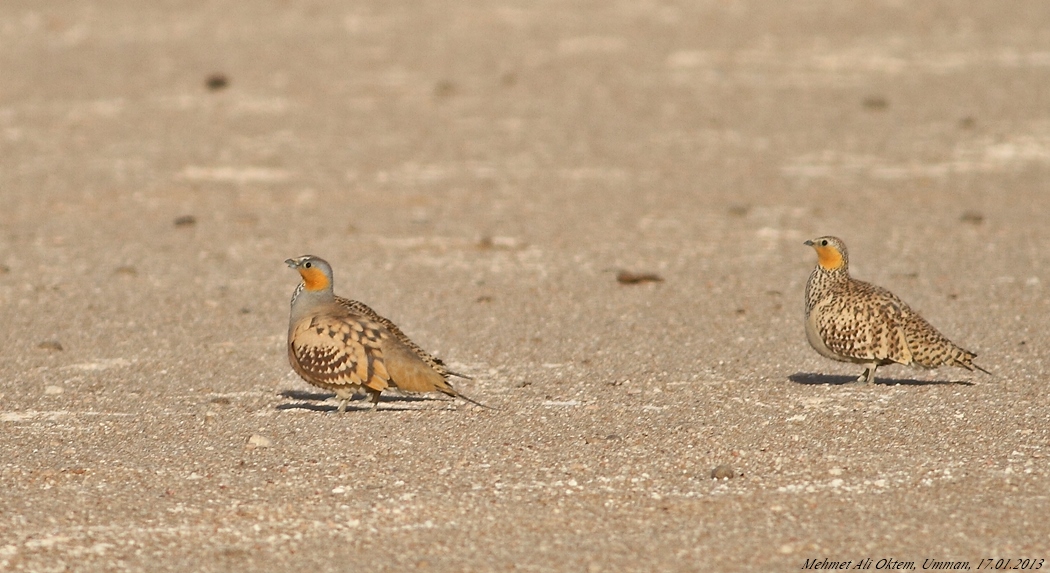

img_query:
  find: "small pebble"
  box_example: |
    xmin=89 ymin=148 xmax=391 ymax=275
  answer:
xmin=44 ymin=385 xmax=64 ymax=395
xmin=477 ymin=236 xmax=521 ymax=250
xmin=205 ymin=73 xmax=229 ymax=91
xmin=174 ymin=215 xmax=197 ymax=227
xmin=711 ymin=464 xmax=736 ymax=480
xmin=616 ymin=270 xmax=664 ymax=285
xmin=862 ymin=96 xmax=888 ymax=110
xmin=37 ymin=340 xmax=63 ymax=351
xmin=246 ymin=434 xmax=272 ymax=448
xmin=433 ymin=79 xmax=457 ymax=99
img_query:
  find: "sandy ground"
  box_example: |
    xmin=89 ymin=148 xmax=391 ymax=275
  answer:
xmin=2 ymin=1 xmax=1049 ymax=571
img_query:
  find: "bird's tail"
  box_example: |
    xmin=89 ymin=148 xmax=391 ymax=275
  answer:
xmin=957 ymin=348 xmax=991 ymax=375
xmin=441 ymin=386 xmax=497 ymax=410
xmin=446 ymin=369 xmax=473 ymax=380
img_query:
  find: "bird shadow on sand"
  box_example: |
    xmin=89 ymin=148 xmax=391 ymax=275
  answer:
xmin=279 ymin=389 xmax=336 ymax=402
xmin=788 ymin=372 xmax=975 ymax=387
xmin=276 ymin=389 xmax=454 ymax=412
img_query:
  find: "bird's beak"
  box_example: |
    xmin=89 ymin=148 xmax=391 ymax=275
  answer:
xmin=803 ymin=240 xmax=814 ymax=246
xmin=285 ymin=258 xmax=298 ymax=268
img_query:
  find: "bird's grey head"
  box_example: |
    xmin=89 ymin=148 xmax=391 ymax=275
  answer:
xmin=285 ymin=255 xmax=335 ymax=306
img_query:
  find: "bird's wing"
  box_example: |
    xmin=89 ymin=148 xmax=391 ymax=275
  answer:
xmin=378 ymin=334 xmax=455 ymax=395
xmin=289 ymin=314 xmax=393 ymax=393
xmin=898 ymin=303 xmax=972 ymax=369
xmin=817 ymin=281 xmax=912 ymax=365
xmin=336 ymin=297 xmax=469 ymax=379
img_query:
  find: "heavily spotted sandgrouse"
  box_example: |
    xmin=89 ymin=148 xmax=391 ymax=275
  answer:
xmin=803 ymin=236 xmax=989 ymax=384
xmin=285 ymin=255 xmax=487 ymax=411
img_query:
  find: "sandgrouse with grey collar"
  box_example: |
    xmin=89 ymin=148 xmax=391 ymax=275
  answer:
xmin=285 ymin=255 xmax=487 ymax=411
xmin=803 ymin=236 xmax=989 ymax=384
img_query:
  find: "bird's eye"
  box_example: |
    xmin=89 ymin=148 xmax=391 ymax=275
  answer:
xmin=820 ymin=239 xmax=828 ymax=246
xmin=304 ymin=262 xmax=312 ymax=268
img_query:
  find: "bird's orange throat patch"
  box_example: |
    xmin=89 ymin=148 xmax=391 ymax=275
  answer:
xmin=298 ymin=267 xmax=330 ymax=291
xmin=815 ymin=245 xmax=844 ymax=270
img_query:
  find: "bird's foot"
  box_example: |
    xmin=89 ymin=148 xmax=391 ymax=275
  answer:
xmin=856 ymin=366 xmax=877 ymax=384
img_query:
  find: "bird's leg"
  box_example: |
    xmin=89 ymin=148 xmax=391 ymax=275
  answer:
xmin=334 ymin=388 xmax=353 ymax=413
xmin=857 ymin=364 xmax=878 ymax=384
xmin=367 ymin=389 xmax=382 ymax=411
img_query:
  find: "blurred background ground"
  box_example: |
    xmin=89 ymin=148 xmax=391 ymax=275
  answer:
xmin=1 ymin=1 xmax=1048 ymax=571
